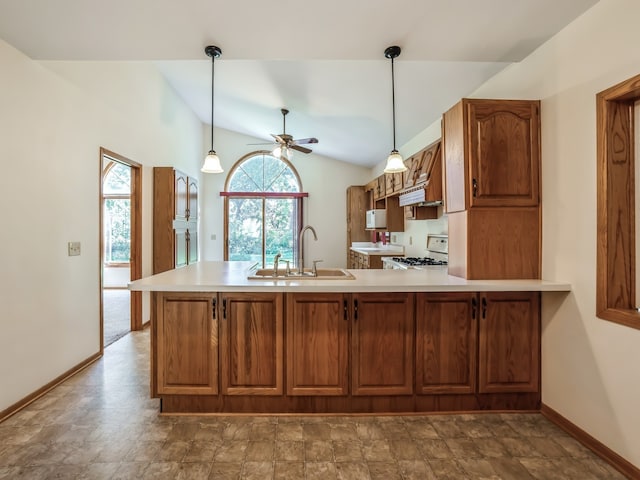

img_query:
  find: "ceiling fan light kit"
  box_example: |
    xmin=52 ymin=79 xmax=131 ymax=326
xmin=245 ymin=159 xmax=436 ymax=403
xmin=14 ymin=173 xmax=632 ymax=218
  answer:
xmin=202 ymin=45 xmax=224 ymax=174
xmin=383 ymin=45 xmax=407 ymax=174
xmin=250 ymin=108 xmax=318 ymax=159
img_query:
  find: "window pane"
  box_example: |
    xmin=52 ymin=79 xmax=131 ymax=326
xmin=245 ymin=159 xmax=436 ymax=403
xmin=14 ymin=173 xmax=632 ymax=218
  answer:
xmin=104 ymin=162 xmax=131 ymax=195
xmin=228 ymin=198 xmax=263 ymax=265
xmin=265 ymin=198 xmax=296 ymax=265
xmin=104 ymin=198 xmax=131 ymax=263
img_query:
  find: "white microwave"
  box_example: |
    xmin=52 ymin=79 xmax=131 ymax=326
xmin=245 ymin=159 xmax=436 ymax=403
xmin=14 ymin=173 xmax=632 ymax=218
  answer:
xmin=366 ymin=209 xmax=386 ymax=229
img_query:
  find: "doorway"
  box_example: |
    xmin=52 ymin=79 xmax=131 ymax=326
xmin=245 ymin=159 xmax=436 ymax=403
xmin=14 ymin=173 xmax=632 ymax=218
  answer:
xmin=99 ymin=148 xmax=142 ymax=352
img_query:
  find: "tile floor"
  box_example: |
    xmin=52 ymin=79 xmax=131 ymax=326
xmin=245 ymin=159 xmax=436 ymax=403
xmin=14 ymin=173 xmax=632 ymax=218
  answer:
xmin=0 ymin=329 xmax=628 ymax=479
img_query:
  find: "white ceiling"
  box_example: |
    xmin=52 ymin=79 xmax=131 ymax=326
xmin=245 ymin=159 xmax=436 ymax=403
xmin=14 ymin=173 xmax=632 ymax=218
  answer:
xmin=0 ymin=0 xmax=598 ymax=167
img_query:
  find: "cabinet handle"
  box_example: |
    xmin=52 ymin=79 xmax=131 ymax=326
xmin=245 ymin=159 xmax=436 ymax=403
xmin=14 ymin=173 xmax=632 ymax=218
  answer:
xmin=222 ymin=299 xmax=227 ymax=319
xmin=354 ymin=299 xmax=358 ymax=321
xmin=212 ymin=298 xmax=216 ymax=319
xmin=481 ymin=297 xmax=487 ymax=319
xmin=472 ymin=178 xmax=478 ymax=197
xmin=471 ymin=297 xmax=477 ymax=319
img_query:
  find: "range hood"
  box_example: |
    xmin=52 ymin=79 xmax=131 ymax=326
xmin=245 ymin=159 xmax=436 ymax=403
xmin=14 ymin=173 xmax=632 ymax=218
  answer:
xmin=398 ymin=140 xmax=443 ymax=207
xmin=399 ymin=186 xmax=443 ymax=207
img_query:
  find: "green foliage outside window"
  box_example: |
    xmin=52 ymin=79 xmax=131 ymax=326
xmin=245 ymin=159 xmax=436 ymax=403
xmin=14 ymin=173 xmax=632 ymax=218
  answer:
xmin=227 ymin=154 xmax=300 ymax=267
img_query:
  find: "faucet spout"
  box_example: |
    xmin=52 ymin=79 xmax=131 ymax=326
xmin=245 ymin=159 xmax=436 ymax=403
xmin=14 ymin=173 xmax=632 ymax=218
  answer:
xmin=298 ymin=225 xmax=318 ymax=274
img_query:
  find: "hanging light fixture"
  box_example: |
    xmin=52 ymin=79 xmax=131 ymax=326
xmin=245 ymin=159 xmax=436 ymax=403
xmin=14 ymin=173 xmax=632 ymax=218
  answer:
xmin=201 ymin=45 xmax=224 ymax=173
xmin=383 ymin=45 xmax=407 ymax=174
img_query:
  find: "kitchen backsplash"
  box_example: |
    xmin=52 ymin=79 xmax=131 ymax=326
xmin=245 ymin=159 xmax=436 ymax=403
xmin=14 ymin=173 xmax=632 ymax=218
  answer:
xmin=390 ymin=210 xmax=448 ymax=257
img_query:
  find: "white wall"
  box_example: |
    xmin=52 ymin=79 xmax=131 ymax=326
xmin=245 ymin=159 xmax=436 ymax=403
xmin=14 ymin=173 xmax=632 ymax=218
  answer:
xmin=404 ymin=0 xmax=640 ymax=467
xmin=199 ymin=127 xmax=371 ymax=268
xmin=0 ymin=40 xmax=203 ymax=412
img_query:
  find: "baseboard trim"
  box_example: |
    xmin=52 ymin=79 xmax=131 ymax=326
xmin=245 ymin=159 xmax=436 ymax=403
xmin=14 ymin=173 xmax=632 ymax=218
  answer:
xmin=541 ymin=403 xmax=639 ymax=479
xmin=0 ymin=351 xmax=102 ymax=424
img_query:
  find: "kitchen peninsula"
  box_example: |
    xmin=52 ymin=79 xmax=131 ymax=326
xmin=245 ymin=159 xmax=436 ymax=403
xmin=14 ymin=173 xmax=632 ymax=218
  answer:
xmin=130 ymin=261 xmax=570 ymax=414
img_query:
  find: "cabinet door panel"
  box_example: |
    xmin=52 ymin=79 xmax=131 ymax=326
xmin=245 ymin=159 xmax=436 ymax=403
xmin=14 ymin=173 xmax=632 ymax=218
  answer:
xmin=156 ymin=293 xmax=217 ymax=395
xmin=286 ymin=293 xmax=349 ymax=395
xmin=174 ymin=229 xmax=187 ymax=268
xmin=220 ymin=293 xmax=283 ymax=395
xmin=188 ymin=177 xmax=198 ymax=221
xmin=416 ymin=293 xmax=477 ymax=394
xmin=468 ymin=100 xmax=540 ymax=207
xmin=174 ymin=171 xmax=188 ymax=221
xmin=187 ymin=229 xmax=198 ymax=264
xmin=352 ymin=293 xmax=414 ymax=395
xmin=479 ymin=292 xmax=540 ymax=393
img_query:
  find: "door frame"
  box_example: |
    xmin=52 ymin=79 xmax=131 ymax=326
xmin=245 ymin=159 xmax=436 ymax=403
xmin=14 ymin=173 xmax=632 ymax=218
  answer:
xmin=99 ymin=147 xmax=143 ymax=354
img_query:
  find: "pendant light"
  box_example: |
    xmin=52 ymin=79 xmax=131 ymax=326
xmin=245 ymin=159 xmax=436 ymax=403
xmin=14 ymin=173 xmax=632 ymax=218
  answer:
xmin=383 ymin=45 xmax=407 ymax=173
xmin=201 ymin=45 xmax=224 ymax=173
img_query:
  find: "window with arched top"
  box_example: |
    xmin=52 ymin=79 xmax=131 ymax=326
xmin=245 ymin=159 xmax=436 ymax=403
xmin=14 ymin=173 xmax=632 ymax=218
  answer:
xmin=102 ymin=161 xmax=131 ymax=264
xmin=222 ymin=152 xmax=307 ymax=268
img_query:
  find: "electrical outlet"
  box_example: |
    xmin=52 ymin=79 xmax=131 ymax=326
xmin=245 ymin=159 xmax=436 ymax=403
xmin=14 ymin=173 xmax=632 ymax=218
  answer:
xmin=392 ymin=235 xmax=397 ymax=243
xmin=210 ymin=234 xmax=217 ymax=240
xmin=68 ymin=241 xmax=81 ymax=256
xmin=409 ymin=236 xmax=413 ymax=245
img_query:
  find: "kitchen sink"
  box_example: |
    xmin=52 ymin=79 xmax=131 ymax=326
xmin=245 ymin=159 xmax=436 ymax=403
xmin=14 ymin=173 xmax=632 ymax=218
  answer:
xmin=247 ymin=267 xmax=355 ymax=280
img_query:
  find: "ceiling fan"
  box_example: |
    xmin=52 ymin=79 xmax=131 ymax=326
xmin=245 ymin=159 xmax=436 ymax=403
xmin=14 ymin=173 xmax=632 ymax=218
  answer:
xmin=251 ymin=108 xmax=319 ymax=159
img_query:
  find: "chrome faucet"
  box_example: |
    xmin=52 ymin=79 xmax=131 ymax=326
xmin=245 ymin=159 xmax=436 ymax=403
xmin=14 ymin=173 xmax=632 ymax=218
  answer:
xmin=298 ymin=225 xmax=318 ymax=274
xmin=273 ymin=252 xmax=282 ymax=276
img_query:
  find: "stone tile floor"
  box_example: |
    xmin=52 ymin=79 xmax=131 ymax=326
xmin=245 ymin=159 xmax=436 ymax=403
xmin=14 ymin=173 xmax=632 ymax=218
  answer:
xmin=0 ymin=329 xmax=628 ymax=479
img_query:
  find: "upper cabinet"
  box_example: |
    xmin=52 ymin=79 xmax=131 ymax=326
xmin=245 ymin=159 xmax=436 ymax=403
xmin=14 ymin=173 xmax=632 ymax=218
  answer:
xmin=443 ymin=99 xmax=540 ymax=213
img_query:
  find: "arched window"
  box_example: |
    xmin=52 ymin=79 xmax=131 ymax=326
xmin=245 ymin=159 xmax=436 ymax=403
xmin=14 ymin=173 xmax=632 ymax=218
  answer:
xmin=102 ymin=161 xmax=131 ymax=265
xmin=223 ymin=152 xmax=307 ymax=268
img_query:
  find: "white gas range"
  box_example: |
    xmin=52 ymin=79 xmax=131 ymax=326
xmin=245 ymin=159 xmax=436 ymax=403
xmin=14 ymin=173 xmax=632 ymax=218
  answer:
xmin=382 ymin=234 xmax=448 ymax=270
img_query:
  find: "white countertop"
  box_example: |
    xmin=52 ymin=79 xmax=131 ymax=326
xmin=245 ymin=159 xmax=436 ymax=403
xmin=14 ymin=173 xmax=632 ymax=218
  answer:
xmin=129 ymin=261 xmax=571 ymax=293
xmin=350 ymin=242 xmax=404 ymax=256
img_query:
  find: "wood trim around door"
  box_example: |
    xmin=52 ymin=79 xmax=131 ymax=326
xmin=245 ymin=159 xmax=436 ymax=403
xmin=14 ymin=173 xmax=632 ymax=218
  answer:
xmin=99 ymin=148 xmax=143 ymax=356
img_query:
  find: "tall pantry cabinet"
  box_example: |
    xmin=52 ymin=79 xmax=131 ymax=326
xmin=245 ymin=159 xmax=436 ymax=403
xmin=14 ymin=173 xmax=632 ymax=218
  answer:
xmin=153 ymin=167 xmax=198 ymax=274
xmin=443 ymin=99 xmax=541 ymax=279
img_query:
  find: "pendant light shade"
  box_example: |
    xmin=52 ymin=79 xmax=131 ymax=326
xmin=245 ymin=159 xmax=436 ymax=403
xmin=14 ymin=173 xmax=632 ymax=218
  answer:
xmin=383 ymin=46 xmax=407 ymax=174
xmin=202 ymin=45 xmax=224 ymax=174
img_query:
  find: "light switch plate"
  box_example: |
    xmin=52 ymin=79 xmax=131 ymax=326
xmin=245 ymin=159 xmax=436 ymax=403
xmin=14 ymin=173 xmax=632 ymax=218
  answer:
xmin=68 ymin=241 xmax=81 ymax=256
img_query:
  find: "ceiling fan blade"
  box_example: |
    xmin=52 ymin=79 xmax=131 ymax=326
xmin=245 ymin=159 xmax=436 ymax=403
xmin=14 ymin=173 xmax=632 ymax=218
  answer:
xmin=247 ymin=142 xmax=277 ymax=146
xmin=293 ymin=137 xmax=319 ymax=145
xmin=291 ymin=144 xmax=312 ymax=154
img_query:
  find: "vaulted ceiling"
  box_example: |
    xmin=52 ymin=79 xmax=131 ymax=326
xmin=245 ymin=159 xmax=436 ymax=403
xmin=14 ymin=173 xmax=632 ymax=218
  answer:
xmin=0 ymin=0 xmax=599 ymax=166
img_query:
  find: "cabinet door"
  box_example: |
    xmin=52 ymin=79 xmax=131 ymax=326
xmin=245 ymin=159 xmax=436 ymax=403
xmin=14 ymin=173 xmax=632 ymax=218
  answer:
xmin=156 ymin=293 xmax=218 ymax=395
xmin=352 ymin=293 xmax=414 ymax=395
xmin=468 ymin=100 xmax=540 ymax=208
xmin=175 ymin=228 xmax=187 ymax=268
xmin=286 ymin=293 xmax=349 ymax=395
xmin=416 ymin=293 xmax=477 ymax=394
xmin=187 ymin=177 xmax=198 ymax=221
xmin=187 ymin=228 xmax=198 ymax=264
xmin=404 ymin=151 xmax=424 ymax=189
xmin=478 ymin=291 xmax=540 ymax=393
xmin=220 ymin=292 xmax=284 ymax=395
xmin=174 ymin=171 xmax=188 ymax=221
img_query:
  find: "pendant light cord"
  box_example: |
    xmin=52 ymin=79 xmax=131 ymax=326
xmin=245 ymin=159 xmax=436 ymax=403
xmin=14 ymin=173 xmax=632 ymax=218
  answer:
xmin=391 ymin=55 xmax=396 ymax=151
xmin=210 ymin=54 xmax=215 ymax=150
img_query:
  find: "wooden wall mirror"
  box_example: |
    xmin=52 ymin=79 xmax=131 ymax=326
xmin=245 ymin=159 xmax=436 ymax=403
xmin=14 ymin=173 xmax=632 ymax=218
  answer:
xmin=596 ymin=73 xmax=640 ymax=330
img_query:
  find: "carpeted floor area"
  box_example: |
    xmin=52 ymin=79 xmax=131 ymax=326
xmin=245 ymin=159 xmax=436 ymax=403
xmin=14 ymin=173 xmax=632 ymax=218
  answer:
xmin=103 ymin=289 xmax=130 ymax=347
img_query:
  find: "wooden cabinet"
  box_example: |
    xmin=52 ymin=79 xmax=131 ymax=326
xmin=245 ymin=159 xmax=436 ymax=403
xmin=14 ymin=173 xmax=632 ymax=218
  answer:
xmin=373 ymin=175 xmax=386 ymax=201
xmin=385 ymin=171 xmax=404 ymax=196
xmin=349 ymin=250 xmax=396 ymax=269
xmin=403 ymin=151 xmax=425 ymax=190
xmin=415 ymin=293 xmax=477 ymax=395
xmin=478 ymin=291 xmax=540 ymax=393
xmin=443 ymin=99 xmax=540 ymax=213
xmin=153 ymin=167 xmax=198 ymax=274
xmin=155 ymin=292 xmax=218 ymax=395
xmin=443 ymin=99 xmax=541 ymax=280
xmin=219 ymin=292 xmax=284 ymax=395
xmin=352 ymin=293 xmax=414 ymax=395
xmin=346 ymin=186 xmax=370 ymax=265
xmin=286 ymin=293 xmax=349 ymax=396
